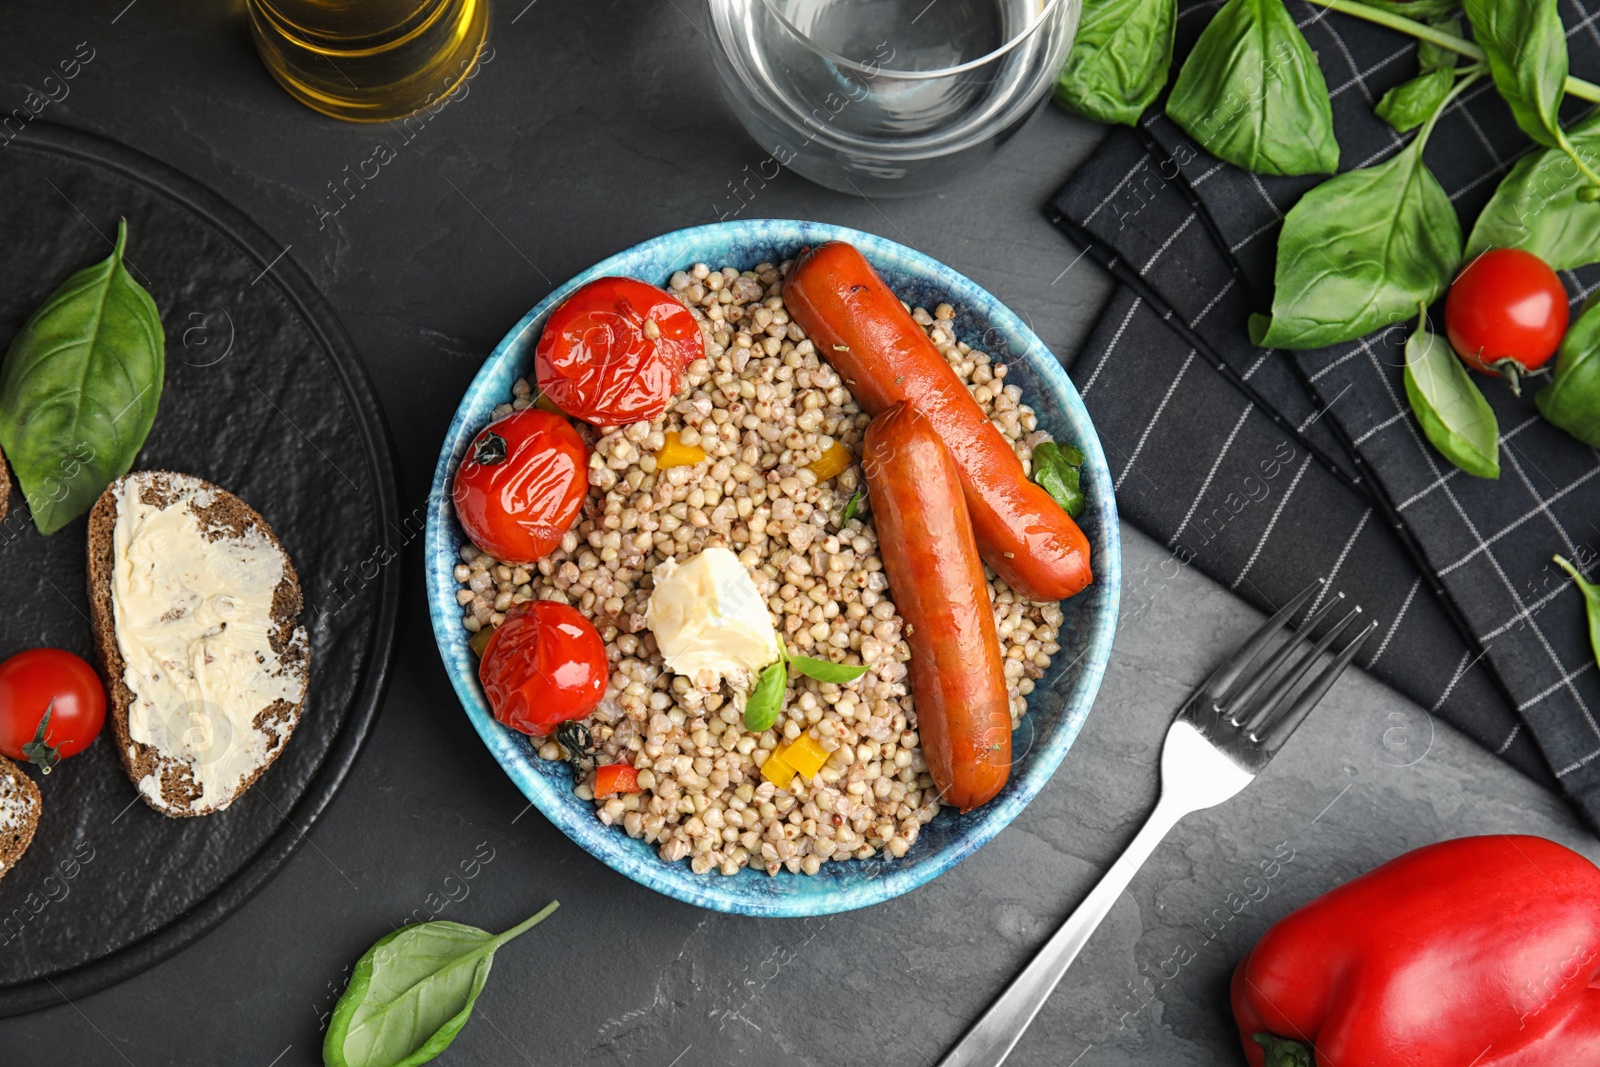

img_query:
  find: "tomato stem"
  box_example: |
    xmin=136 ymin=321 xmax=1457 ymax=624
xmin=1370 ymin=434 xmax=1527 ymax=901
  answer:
xmin=472 ymin=430 xmax=508 ymax=466
xmin=21 ymin=699 xmax=60 ymax=774
xmin=1491 ymin=358 xmax=1525 ymax=397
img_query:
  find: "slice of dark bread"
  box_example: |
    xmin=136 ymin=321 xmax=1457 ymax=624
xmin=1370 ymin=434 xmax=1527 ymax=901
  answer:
xmin=86 ymin=471 xmax=310 ymax=817
xmin=0 ymin=442 xmax=10 ymax=525
xmin=0 ymin=755 xmax=41 ymax=883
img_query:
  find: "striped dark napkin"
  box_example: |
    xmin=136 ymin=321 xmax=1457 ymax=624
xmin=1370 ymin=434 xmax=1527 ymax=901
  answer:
xmin=1049 ymin=0 xmax=1600 ymax=820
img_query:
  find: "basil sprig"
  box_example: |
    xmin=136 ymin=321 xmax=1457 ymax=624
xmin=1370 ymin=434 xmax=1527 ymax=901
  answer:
xmin=1554 ymin=556 xmax=1600 ymax=671
xmin=1463 ymin=0 xmax=1600 ymax=196
xmin=1031 ymin=441 xmax=1086 ymax=518
xmin=0 ymin=219 xmax=164 ymax=534
xmin=1052 ymin=0 xmax=1600 ymax=444
xmin=1468 ymin=115 xmax=1600 ymax=270
xmin=1054 ymin=0 xmax=1176 ymax=126
xmin=1402 ymin=315 xmax=1500 ymax=478
xmin=743 ymin=636 xmax=869 ymax=733
xmin=324 ymin=902 xmax=559 ymax=1067
xmin=1535 ymin=297 xmax=1600 ymax=447
xmin=1167 ymin=0 xmax=1339 ymax=176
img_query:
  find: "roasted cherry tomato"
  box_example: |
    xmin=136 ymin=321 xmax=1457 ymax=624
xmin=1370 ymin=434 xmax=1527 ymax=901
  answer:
xmin=1444 ymin=248 xmax=1569 ymax=394
xmin=0 ymin=648 xmax=106 ymax=772
xmin=453 ymin=408 xmax=588 ymax=566
xmin=534 ymin=277 xmax=703 ymax=425
xmin=593 ymin=762 xmax=640 ymax=798
xmin=479 ymin=601 xmax=607 ymax=737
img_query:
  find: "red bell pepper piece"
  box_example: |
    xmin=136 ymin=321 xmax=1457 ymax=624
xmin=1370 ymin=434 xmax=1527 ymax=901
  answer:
xmin=1232 ymin=835 xmax=1600 ymax=1066
xmin=593 ymin=763 xmax=640 ymax=799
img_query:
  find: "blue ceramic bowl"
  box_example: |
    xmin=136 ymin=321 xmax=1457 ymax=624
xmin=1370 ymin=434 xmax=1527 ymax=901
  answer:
xmin=426 ymin=220 xmax=1120 ymax=916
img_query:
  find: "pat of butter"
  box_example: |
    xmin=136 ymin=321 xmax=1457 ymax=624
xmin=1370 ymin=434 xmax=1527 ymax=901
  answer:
xmin=112 ymin=479 xmax=307 ymax=813
xmin=646 ymin=547 xmax=779 ymax=689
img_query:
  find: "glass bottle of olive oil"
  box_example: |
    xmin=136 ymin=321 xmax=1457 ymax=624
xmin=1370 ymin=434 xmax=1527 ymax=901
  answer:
xmin=248 ymin=0 xmax=489 ymax=122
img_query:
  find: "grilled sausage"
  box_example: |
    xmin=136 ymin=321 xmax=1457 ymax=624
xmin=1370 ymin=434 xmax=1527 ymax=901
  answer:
xmin=785 ymin=241 xmax=1093 ymax=603
xmin=862 ymin=402 xmax=1011 ymax=811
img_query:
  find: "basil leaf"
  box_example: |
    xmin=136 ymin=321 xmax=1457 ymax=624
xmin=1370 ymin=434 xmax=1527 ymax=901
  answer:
xmin=1252 ymin=138 xmax=1461 ymax=349
xmin=1535 ymin=297 xmax=1600 ymax=447
xmin=1167 ymin=0 xmax=1339 ymax=176
xmin=1554 ymin=555 xmax=1600 ymax=670
xmin=1463 ymin=0 xmax=1566 ymax=148
xmin=1376 ymin=68 xmax=1455 ymax=132
xmin=1403 ymin=323 xmax=1500 ymax=478
xmin=1467 ymin=114 xmax=1600 ymax=270
xmin=841 ymin=487 xmax=864 ymax=524
xmin=743 ymin=659 xmax=787 ymax=733
xmin=1054 ymin=0 xmax=1176 ymax=126
xmin=324 ymin=903 xmax=559 ymax=1067
xmin=0 ymin=219 xmax=164 ymax=534
xmin=788 ymin=655 xmax=869 ymax=685
xmin=1031 ymin=441 xmax=1086 ymax=519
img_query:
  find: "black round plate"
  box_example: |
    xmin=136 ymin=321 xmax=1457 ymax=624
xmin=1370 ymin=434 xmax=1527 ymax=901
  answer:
xmin=0 ymin=122 xmax=400 ymax=1016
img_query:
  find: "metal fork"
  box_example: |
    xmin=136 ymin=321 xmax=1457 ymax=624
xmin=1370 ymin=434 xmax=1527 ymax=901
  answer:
xmin=936 ymin=578 xmax=1377 ymax=1067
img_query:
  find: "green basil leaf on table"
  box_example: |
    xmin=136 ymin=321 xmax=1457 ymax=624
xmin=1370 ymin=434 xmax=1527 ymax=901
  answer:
xmin=1250 ymin=137 xmax=1461 ymax=349
xmin=0 ymin=218 xmax=164 ymax=535
xmin=1166 ymin=0 xmax=1339 ymax=176
xmin=743 ymin=659 xmax=787 ymax=732
xmin=1553 ymin=556 xmax=1600 ymax=669
xmin=1467 ymin=114 xmax=1600 ymax=269
xmin=1462 ymin=0 xmax=1568 ymax=148
xmin=323 ymin=902 xmax=560 ymax=1067
xmin=1402 ymin=322 xmax=1500 ymax=478
xmin=1534 ymin=296 xmax=1600 ymax=447
xmin=1054 ymin=0 xmax=1177 ymax=126
xmin=1376 ymin=68 xmax=1455 ymax=132
xmin=1031 ymin=441 xmax=1086 ymax=518
xmin=788 ymin=654 xmax=869 ymax=685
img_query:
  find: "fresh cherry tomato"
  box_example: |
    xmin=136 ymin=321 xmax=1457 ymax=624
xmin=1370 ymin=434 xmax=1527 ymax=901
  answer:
xmin=0 ymin=649 xmax=106 ymax=772
xmin=534 ymin=277 xmax=703 ymax=425
xmin=593 ymin=762 xmax=640 ymax=798
xmin=453 ymin=408 xmax=588 ymax=565
xmin=479 ymin=600 xmax=607 ymax=737
xmin=1444 ymin=248 xmax=1569 ymax=393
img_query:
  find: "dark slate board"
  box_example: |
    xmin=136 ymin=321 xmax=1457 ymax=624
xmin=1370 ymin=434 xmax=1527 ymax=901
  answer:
xmin=0 ymin=122 xmax=399 ymax=1015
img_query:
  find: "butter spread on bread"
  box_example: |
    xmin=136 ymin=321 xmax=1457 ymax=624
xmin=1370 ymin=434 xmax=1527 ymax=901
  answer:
xmin=89 ymin=471 xmax=309 ymax=816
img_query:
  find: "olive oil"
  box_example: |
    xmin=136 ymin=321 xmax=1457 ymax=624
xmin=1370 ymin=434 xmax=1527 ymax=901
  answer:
xmin=248 ymin=0 xmax=489 ymax=122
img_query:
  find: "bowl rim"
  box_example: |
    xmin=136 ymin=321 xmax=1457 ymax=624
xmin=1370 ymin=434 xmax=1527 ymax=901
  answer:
xmin=425 ymin=219 xmax=1120 ymax=916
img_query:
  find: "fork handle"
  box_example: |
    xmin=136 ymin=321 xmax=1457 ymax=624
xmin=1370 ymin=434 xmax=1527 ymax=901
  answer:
xmin=934 ymin=796 xmax=1190 ymax=1067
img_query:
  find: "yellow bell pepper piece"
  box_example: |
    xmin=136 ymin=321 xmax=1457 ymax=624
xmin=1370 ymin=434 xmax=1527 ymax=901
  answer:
xmin=778 ymin=734 xmax=829 ymax=780
xmin=806 ymin=441 xmax=851 ymax=482
xmin=760 ymin=751 xmax=797 ymax=790
xmin=655 ymin=430 xmax=707 ymax=469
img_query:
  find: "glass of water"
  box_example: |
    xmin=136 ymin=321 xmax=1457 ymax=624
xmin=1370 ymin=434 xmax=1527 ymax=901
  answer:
xmin=707 ymin=0 xmax=1081 ymax=198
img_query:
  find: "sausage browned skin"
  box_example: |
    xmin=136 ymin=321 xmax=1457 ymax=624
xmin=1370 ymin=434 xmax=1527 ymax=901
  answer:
xmin=862 ymin=402 xmax=1012 ymax=812
xmin=785 ymin=241 xmax=1093 ymax=603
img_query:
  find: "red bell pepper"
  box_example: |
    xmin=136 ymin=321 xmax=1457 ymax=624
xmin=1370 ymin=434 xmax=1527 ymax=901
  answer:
xmin=593 ymin=762 xmax=640 ymax=799
xmin=1232 ymin=835 xmax=1600 ymax=1066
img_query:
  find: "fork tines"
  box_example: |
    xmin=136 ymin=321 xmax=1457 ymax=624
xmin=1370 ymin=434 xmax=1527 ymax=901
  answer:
xmin=1203 ymin=578 xmax=1378 ymax=752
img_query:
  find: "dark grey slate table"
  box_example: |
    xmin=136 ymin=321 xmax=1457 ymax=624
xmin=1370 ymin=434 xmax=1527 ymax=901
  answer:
xmin=1 ymin=1 xmax=1594 ymax=1064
